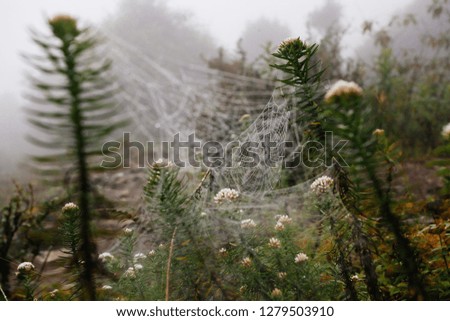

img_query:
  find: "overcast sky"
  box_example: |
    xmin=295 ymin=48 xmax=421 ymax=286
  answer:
xmin=0 ymin=0 xmax=413 ymax=176
xmin=0 ymin=0 xmax=413 ymax=95
xmin=168 ymin=0 xmax=413 ymax=49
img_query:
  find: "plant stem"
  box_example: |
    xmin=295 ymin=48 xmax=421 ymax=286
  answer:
xmin=328 ymin=213 xmax=358 ymax=300
xmin=0 ymin=284 xmax=7 ymax=301
xmin=366 ymin=163 xmax=427 ymax=300
xmin=333 ymin=164 xmax=383 ymax=300
xmin=165 ymin=227 xmax=177 ymax=301
xmin=63 ymin=40 xmax=96 ymax=300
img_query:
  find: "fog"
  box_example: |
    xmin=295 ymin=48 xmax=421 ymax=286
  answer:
xmin=0 ymin=0 xmax=415 ymax=178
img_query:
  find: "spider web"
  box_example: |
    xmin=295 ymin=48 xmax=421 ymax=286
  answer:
xmin=210 ymin=93 xmax=290 ymax=194
xmin=103 ymin=32 xmax=340 ymax=250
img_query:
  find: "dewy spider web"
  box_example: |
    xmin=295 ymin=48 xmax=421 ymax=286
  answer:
xmin=106 ymin=33 xmax=274 ymax=144
xmin=104 ymin=33 xmax=344 ymax=249
xmin=211 ymin=94 xmax=290 ymax=195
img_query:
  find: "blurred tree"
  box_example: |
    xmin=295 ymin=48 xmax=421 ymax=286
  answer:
xmin=25 ymin=15 xmax=126 ymax=300
xmin=307 ymin=0 xmax=343 ymax=36
xmin=105 ymin=0 xmax=216 ymax=65
xmin=306 ymin=0 xmax=345 ymax=81
xmin=362 ymin=0 xmax=450 ymax=154
xmin=240 ymin=17 xmax=291 ymax=63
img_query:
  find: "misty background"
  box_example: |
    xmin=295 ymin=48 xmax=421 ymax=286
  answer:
xmin=0 ymin=0 xmax=434 ymax=179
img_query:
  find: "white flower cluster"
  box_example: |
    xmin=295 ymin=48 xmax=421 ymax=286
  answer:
xmin=310 ymin=176 xmax=334 ymax=195
xmin=148 ymin=250 xmax=156 ymax=256
xmin=274 ymin=214 xmax=292 ymax=231
xmin=278 ymin=37 xmax=297 ymax=50
xmin=350 ymin=274 xmax=360 ymax=282
xmin=275 ymin=222 xmax=285 ymax=231
xmin=442 ymin=123 xmax=450 ymax=139
xmin=276 ymin=215 xmax=292 ymax=224
xmin=268 ymin=237 xmax=281 ymax=249
xmin=134 ymin=252 xmax=147 ymax=261
xmin=218 ymin=248 xmax=228 ymax=258
xmin=214 ymin=188 xmax=240 ymax=204
xmin=294 ymin=252 xmax=309 ymax=264
xmin=49 ymin=289 xmax=59 ymax=297
xmin=17 ymin=262 xmax=35 ymax=273
xmin=271 ymin=288 xmax=282 ymax=297
xmin=98 ymin=252 xmax=114 ymax=262
xmin=62 ymin=202 xmax=78 ymax=212
xmin=373 ymin=128 xmax=385 ymax=136
xmin=123 ymin=227 xmax=133 ymax=235
xmin=241 ymin=257 xmax=252 ymax=268
xmin=241 ymin=219 xmax=256 ymax=229
xmin=153 ymin=158 xmax=175 ymax=168
xmin=123 ymin=267 xmax=136 ymax=278
xmin=324 ymin=80 xmax=363 ymax=103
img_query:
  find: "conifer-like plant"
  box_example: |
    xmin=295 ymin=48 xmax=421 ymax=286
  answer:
xmin=321 ymin=81 xmax=427 ymax=300
xmin=25 ymin=15 xmax=126 ymax=300
xmin=271 ymin=38 xmax=325 ymax=178
xmin=0 ymin=184 xmax=35 ymax=297
xmin=143 ymin=162 xmax=208 ymax=299
xmin=270 ymin=38 xmax=381 ymax=300
xmin=59 ymin=203 xmax=83 ymax=298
